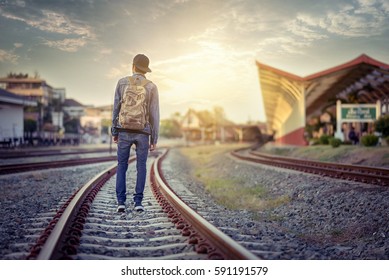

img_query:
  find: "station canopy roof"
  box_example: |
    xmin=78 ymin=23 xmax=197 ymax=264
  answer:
xmin=257 ymin=54 xmax=389 ymax=131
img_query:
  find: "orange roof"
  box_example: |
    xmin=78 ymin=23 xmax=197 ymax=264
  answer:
xmin=256 ymin=54 xmax=389 ymax=82
xmin=305 ymin=54 xmax=389 ymax=80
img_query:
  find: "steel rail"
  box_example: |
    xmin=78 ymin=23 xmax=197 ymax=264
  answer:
xmin=0 ymin=148 xmax=116 ymax=159
xmin=250 ymin=151 xmax=389 ymax=176
xmin=0 ymin=156 xmax=117 ymax=175
xmin=150 ymin=149 xmax=259 ymax=260
xmin=231 ymin=149 xmax=389 ymax=186
xmin=35 ymin=161 xmax=120 ymax=260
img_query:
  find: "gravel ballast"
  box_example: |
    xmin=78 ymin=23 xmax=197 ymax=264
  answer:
xmin=0 ymin=162 xmax=116 ymax=259
xmin=162 ymin=147 xmax=389 ymax=260
xmin=1 ymin=145 xmax=388 ymax=260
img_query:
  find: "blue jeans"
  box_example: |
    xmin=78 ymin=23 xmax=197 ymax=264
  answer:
xmin=116 ymin=131 xmax=149 ymax=205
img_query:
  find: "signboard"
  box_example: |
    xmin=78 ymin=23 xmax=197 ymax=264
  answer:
xmin=341 ymin=106 xmax=376 ymax=121
xmin=335 ymin=100 xmax=381 ymax=141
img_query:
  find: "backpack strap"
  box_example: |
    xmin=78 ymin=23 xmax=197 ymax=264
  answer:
xmin=128 ymin=76 xmax=151 ymax=86
xmin=141 ymin=79 xmax=151 ymax=86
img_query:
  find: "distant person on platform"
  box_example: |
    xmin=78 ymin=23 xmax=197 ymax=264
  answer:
xmin=348 ymin=126 xmax=359 ymax=145
xmin=111 ymin=54 xmax=160 ymax=213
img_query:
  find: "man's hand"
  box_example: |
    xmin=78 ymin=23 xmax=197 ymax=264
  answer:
xmin=113 ymin=136 xmax=118 ymax=144
xmin=149 ymin=144 xmax=156 ymax=151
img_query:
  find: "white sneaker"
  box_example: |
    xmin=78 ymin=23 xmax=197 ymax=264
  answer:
xmin=134 ymin=202 xmax=144 ymax=212
xmin=117 ymin=205 xmax=125 ymax=213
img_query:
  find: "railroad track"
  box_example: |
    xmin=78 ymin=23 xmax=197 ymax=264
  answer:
xmin=26 ymin=149 xmax=259 ymax=260
xmin=0 ymin=147 xmax=116 ymax=159
xmin=0 ymin=156 xmax=117 ymax=175
xmin=231 ymin=148 xmax=389 ymax=186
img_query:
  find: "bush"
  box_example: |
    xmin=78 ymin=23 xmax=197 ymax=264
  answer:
xmin=375 ymin=115 xmax=389 ymax=137
xmin=309 ymin=138 xmax=320 ymax=145
xmin=361 ymin=134 xmax=379 ymax=147
xmin=329 ymin=138 xmax=342 ymax=148
xmin=319 ymin=134 xmax=331 ymax=145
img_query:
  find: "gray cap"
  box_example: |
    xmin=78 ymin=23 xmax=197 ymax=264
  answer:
xmin=133 ymin=54 xmax=152 ymax=73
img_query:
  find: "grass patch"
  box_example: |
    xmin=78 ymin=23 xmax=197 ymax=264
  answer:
xmin=203 ymin=177 xmax=269 ymax=210
xmin=180 ymin=144 xmax=290 ymax=211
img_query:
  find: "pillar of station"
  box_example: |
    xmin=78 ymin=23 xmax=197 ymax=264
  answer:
xmin=257 ymin=61 xmax=307 ymax=146
xmin=275 ymin=85 xmax=306 ymax=145
xmin=335 ymin=100 xmax=344 ymax=141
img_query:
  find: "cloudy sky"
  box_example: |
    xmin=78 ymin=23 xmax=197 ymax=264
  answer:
xmin=0 ymin=0 xmax=388 ymax=123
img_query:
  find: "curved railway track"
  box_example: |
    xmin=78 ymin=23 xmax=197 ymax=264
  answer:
xmin=26 ymin=149 xmax=259 ymax=260
xmin=231 ymin=148 xmax=389 ymax=186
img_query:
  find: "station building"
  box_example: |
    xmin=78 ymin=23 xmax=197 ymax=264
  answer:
xmin=0 ymin=88 xmax=37 ymax=146
xmin=0 ymin=76 xmax=53 ymax=106
xmin=256 ymin=54 xmax=389 ymax=145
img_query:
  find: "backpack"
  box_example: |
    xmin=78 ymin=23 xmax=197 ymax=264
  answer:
xmin=119 ymin=76 xmax=151 ymax=130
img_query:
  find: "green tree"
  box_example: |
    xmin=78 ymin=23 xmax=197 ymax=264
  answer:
xmin=24 ymin=119 xmax=37 ymax=145
xmin=24 ymin=119 xmax=37 ymax=134
xmin=101 ymin=119 xmax=111 ymax=135
xmin=64 ymin=119 xmax=80 ymax=133
xmin=160 ymin=119 xmax=182 ymax=138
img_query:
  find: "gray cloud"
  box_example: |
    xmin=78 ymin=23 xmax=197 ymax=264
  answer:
xmin=290 ymin=0 xmax=389 ymax=38
xmin=42 ymin=38 xmax=87 ymax=52
xmin=1 ymin=8 xmax=92 ymax=35
xmin=0 ymin=49 xmax=19 ymax=64
xmin=0 ymin=1 xmax=95 ymax=52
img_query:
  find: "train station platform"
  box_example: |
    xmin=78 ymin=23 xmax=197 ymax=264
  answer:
xmin=256 ymin=54 xmax=389 ymax=146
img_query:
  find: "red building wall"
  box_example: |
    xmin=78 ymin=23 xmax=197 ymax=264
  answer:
xmin=274 ymin=127 xmax=307 ymax=146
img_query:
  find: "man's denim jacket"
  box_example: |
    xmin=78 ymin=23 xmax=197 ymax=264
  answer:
xmin=111 ymin=73 xmax=160 ymax=145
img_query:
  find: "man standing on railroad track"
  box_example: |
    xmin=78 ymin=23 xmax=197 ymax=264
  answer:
xmin=111 ymin=54 xmax=160 ymax=213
